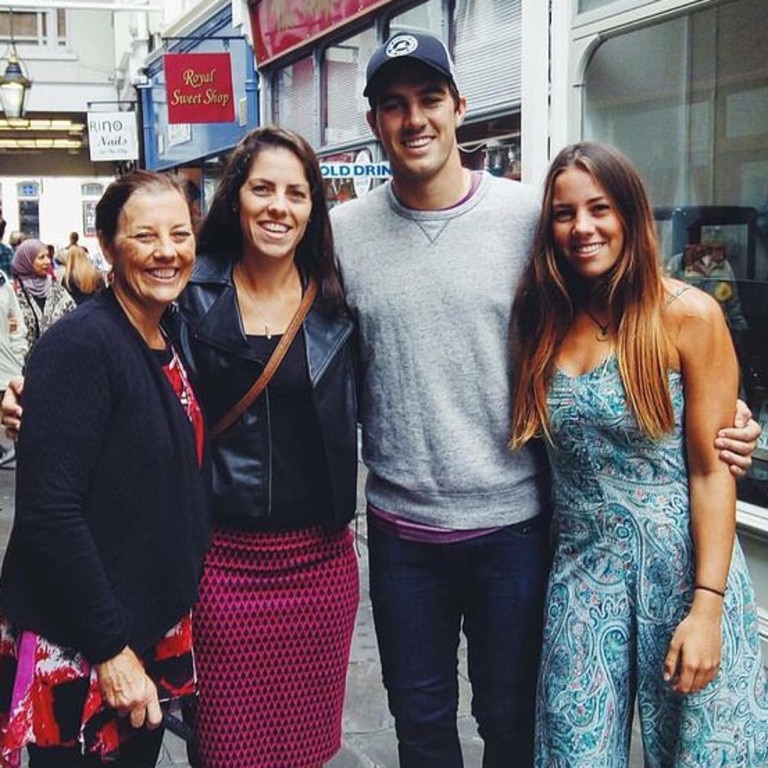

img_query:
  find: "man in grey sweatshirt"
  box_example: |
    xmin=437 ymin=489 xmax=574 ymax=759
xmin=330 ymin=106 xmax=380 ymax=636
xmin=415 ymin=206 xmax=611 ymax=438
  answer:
xmin=331 ymin=31 xmax=757 ymax=768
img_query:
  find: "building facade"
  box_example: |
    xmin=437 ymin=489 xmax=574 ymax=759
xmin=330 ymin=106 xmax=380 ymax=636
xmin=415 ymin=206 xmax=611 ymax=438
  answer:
xmin=0 ymin=2 xmax=171 ymax=253
xmin=139 ymin=0 xmax=258 ymax=209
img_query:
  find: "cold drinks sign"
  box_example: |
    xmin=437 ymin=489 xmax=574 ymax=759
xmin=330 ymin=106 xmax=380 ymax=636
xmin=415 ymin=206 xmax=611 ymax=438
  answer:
xmin=164 ymin=52 xmax=235 ymax=124
xmin=87 ymin=111 xmax=139 ymax=162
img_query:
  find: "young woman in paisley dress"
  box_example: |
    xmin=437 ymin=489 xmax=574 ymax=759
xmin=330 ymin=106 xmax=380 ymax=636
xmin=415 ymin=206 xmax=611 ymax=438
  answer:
xmin=510 ymin=142 xmax=768 ymax=767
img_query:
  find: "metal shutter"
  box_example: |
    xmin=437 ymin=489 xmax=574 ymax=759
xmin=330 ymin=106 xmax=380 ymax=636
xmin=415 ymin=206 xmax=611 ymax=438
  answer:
xmin=453 ymin=0 xmax=522 ymax=115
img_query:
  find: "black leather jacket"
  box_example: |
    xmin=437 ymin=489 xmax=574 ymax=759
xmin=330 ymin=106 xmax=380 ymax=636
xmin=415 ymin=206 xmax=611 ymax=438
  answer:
xmin=175 ymin=254 xmax=358 ymax=530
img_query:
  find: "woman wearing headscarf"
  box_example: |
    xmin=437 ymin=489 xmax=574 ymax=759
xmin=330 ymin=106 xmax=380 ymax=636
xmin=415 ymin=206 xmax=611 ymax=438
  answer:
xmin=12 ymin=239 xmax=75 ymax=362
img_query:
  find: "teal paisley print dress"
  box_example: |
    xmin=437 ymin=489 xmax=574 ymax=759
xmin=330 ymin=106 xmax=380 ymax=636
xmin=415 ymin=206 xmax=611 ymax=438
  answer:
xmin=535 ymin=355 xmax=768 ymax=768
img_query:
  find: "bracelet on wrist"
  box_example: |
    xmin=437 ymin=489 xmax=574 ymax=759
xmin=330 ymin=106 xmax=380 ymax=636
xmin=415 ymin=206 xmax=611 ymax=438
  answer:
xmin=694 ymin=584 xmax=726 ymax=598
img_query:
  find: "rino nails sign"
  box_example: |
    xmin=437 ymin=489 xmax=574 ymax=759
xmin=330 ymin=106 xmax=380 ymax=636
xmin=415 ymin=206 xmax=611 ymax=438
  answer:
xmin=87 ymin=111 xmax=139 ymax=162
xmin=164 ymin=53 xmax=235 ymax=124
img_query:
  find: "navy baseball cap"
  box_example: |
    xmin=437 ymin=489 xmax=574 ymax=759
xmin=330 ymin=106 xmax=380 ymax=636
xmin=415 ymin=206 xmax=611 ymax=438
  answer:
xmin=363 ymin=31 xmax=458 ymax=98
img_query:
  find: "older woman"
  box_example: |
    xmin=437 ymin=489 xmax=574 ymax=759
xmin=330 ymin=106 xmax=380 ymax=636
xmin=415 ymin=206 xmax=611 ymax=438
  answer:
xmin=11 ymin=238 xmax=75 ymax=361
xmin=0 ymin=171 xmax=210 ymax=767
xmin=177 ymin=126 xmax=359 ymax=768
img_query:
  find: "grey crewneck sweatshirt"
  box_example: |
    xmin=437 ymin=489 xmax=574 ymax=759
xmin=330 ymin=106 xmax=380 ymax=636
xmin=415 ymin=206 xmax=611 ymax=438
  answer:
xmin=331 ymin=173 xmax=546 ymax=528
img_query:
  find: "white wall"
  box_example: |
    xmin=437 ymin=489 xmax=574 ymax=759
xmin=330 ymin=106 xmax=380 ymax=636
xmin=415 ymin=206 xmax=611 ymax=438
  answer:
xmin=1 ymin=174 xmax=114 ymax=255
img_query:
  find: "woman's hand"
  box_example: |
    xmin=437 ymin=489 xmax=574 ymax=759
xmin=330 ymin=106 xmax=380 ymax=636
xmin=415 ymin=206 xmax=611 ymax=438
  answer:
xmin=1 ymin=376 xmax=23 ymax=439
xmin=663 ymin=594 xmax=722 ymax=694
xmin=716 ymin=399 xmax=761 ymax=477
xmin=94 ymin=646 xmax=162 ymax=729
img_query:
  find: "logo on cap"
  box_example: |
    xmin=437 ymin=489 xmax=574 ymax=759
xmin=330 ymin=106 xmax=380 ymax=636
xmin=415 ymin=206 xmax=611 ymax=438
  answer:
xmin=385 ymin=34 xmax=419 ymax=59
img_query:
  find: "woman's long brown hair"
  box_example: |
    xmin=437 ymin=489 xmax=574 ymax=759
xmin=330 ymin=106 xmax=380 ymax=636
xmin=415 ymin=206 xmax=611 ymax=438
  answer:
xmin=510 ymin=142 xmax=673 ymax=448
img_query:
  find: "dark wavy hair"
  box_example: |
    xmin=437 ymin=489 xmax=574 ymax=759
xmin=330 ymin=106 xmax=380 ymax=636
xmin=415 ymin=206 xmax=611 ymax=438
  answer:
xmin=96 ymin=170 xmax=190 ymax=249
xmin=197 ymin=125 xmax=344 ymax=311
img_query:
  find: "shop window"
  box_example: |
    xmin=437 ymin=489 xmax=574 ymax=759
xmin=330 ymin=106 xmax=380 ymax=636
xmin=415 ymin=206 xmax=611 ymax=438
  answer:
xmin=453 ymin=0 xmax=521 ymax=114
xmin=323 ymin=27 xmax=377 ymax=146
xmin=578 ymin=0 xmax=618 ymax=11
xmin=320 ymin=147 xmax=390 ymax=208
xmin=81 ymin=183 xmax=103 ymax=238
xmin=17 ymin=181 xmax=39 ymax=239
xmin=274 ymin=56 xmax=317 ymax=145
xmin=0 ymin=9 xmax=66 ymax=49
xmin=389 ymin=0 xmax=443 ymax=37
xmin=583 ymin=0 xmax=768 ymax=508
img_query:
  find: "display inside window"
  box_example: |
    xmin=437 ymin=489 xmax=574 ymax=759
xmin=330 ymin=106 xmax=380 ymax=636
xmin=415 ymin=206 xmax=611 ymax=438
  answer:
xmin=585 ymin=0 xmax=768 ymax=510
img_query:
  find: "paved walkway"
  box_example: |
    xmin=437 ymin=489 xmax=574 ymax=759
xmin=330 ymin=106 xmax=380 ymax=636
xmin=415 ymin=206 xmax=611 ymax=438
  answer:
xmin=0 ymin=456 xmax=644 ymax=767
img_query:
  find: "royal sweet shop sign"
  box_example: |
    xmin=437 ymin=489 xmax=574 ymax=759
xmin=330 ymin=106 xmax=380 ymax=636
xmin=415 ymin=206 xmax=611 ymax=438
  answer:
xmin=164 ymin=53 xmax=235 ymax=124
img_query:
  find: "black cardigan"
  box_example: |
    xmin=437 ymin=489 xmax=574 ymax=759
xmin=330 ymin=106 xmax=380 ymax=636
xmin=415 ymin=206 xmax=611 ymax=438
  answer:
xmin=0 ymin=290 xmax=211 ymax=663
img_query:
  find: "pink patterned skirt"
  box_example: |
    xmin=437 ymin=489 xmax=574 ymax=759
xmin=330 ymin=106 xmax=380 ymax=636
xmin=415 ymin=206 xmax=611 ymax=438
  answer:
xmin=191 ymin=525 xmax=359 ymax=768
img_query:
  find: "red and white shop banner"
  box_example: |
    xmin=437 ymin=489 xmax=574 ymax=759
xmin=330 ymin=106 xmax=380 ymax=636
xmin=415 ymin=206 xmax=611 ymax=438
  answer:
xmin=249 ymin=0 xmax=394 ymax=65
xmin=164 ymin=53 xmax=235 ymax=124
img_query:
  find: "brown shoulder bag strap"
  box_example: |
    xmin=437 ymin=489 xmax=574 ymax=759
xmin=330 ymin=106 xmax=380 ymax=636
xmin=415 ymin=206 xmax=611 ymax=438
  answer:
xmin=209 ymin=277 xmax=318 ymax=439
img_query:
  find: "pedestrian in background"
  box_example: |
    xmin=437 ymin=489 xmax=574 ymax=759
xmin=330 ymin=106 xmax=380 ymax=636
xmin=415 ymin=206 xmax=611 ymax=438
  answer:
xmin=0 ymin=220 xmax=13 ymax=276
xmin=0 ymin=270 xmax=26 ymax=401
xmin=11 ymin=238 xmax=75 ymax=363
xmin=510 ymin=141 xmax=768 ymax=767
xmin=62 ymin=244 xmax=105 ymax=305
xmin=8 ymin=232 xmax=25 ymax=251
xmin=0 ymin=267 xmax=26 ymax=466
xmin=0 ymin=170 xmax=210 ymax=768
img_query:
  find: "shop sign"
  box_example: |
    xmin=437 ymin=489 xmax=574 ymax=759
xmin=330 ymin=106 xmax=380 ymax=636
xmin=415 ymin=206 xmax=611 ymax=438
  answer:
xmin=249 ymin=0 xmax=394 ymax=65
xmin=352 ymin=149 xmax=373 ymax=197
xmin=320 ymin=161 xmax=391 ymax=179
xmin=87 ymin=111 xmax=139 ymax=162
xmin=164 ymin=53 xmax=235 ymax=124
xmin=167 ymin=122 xmax=192 ymax=148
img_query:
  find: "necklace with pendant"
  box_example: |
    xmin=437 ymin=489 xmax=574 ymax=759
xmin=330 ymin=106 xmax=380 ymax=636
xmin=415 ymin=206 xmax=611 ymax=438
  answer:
xmin=235 ymin=268 xmax=275 ymax=339
xmin=583 ymin=307 xmax=611 ymax=342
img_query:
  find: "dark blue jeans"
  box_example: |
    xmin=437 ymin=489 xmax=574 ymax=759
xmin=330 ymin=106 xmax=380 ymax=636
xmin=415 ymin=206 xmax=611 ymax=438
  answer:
xmin=369 ymin=513 xmax=550 ymax=768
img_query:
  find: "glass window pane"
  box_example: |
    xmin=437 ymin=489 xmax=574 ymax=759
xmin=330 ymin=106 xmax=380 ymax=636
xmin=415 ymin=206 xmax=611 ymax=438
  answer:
xmin=583 ymin=0 xmax=768 ymax=505
xmin=18 ymin=199 xmax=39 ymax=238
xmin=453 ymin=0 xmax=522 ymax=113
xmin=323 ymin=27 xmax=377 ymax=145
xmin=389 ymin=0 xmax=443 ymax=37
xmin=0 ymin=11 xmax=39 ymax=44
xmin=579 ymin=0 xmax=618 ymax=11
xmin=274 ymin=56 xmax=317 ymax=146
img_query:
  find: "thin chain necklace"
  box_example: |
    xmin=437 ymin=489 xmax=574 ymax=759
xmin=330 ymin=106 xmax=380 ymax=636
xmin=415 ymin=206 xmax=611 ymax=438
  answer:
xmin=583 ymin=307 xmax=611 ymax=342
xmin=235 ymin=264 xmax=298 ymax=340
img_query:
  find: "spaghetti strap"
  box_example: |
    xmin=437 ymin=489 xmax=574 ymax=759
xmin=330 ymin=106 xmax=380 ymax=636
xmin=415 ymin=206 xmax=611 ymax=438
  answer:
xmin=665 ymin=283 xmax=692 ymax=306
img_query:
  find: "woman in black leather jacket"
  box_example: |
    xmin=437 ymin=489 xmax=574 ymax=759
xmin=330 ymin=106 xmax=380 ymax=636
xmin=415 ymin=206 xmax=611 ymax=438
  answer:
xmin=0 ymin=128 xmax=359 ymax=768
xmin=177 ymin=126 xmax=358 ymax=768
